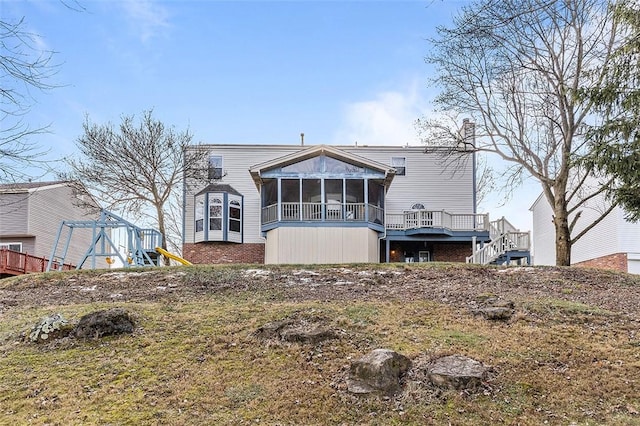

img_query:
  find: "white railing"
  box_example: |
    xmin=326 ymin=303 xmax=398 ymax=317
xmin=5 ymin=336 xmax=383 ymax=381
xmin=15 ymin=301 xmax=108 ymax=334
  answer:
xmin=385 ymin=210 xmax=490 ymax=232
xmin=261 ymin=202 xmax=382 ymax=224
xmin=466 ymin=231 xmax=531 ymax=264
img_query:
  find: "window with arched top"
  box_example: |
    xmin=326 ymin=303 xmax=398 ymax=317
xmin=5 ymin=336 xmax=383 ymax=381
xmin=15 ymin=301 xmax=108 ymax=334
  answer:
xmin=411 ymin=203 xmax=425 ymax=210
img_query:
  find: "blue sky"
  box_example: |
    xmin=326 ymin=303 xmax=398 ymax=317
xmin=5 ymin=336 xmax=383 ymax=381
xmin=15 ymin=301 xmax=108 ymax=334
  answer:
xmin=2 ymin=0 xmax=539 ymax=230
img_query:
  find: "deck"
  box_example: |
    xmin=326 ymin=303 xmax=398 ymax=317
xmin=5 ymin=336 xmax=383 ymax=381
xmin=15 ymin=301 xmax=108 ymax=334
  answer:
xmin=0 ymin=249 xmax=74 ymax=277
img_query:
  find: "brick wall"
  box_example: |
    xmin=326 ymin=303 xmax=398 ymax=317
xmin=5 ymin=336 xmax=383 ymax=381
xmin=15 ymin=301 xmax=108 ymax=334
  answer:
xmin=182 ymin=242 xmax=265 ymax=264
xmin=433 ymin=242 xmax=472 ymax=263
xmin=573 ymin=252 xmax=628 ymax=273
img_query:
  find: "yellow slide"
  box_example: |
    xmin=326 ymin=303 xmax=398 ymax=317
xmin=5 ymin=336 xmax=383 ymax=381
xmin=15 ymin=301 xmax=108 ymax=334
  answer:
xmin=155 ymin=247 xmax=193 ymax=266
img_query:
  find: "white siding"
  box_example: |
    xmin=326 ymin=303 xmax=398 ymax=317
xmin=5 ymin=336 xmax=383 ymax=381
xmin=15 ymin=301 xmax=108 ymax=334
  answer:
xmin=531 ymin=184 xmax=640 ymax=269
xmin=569 ymin=190 xmax=619 ymax=264
xmin=264 ymin=226 xmax=378 ymax=264
xmin=343 ymin=147 xmax=475 ymax=214
xmin=530 ymin=194 xmax=557 ymax=266
xmin=184 ymin=145 xmax=477 ymax=246
xmin=618 ymin=208 xmax=640 ymax=254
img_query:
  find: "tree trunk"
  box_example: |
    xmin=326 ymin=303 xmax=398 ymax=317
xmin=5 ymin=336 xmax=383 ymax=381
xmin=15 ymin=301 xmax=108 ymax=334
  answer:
xmin=553 ymin=199 xmax=572 ymax=266
xmin=156 ymin=206 xmax=171 ymax=266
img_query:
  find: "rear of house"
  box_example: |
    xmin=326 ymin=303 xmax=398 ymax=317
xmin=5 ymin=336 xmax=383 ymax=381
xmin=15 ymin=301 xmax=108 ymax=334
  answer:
xmin=182 ymin=143 xmax=526 ymax=265
xmin=0 ymin=181 xmax=103 ymax=275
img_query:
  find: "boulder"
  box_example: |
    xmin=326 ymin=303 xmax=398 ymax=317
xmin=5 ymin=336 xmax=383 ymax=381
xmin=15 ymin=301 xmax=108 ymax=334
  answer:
xmin=473 ymin=297 xmax=515 ymax=321
xmin=254 ymin=319 xmax=336 ymax=344
xmin=427 ymin=354 xmax=489 ymax=390
xmin=347 ymin=348 xmax=412 ymax=395
xmin=73 ymin=308 xmax=134 ymax=339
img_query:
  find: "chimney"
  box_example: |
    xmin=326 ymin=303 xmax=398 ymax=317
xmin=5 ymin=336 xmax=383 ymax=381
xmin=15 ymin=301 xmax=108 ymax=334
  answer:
xmin=461 ymin=118 xmax=475 ymax=151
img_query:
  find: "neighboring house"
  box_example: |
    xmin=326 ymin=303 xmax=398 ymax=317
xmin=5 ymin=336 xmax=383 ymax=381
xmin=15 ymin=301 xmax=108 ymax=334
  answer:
xmin=182 ymin=143 xmax=530 ymax=265
xmin=530 ymin=191 xmax=640 ymax=274
xmin=0 ymin=181 xmax=104 ymax=275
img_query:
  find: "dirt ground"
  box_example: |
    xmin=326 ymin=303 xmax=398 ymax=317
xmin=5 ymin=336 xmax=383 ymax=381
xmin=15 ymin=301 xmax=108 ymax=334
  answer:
xmin=2 ymin=264 xmax=640 ymax=320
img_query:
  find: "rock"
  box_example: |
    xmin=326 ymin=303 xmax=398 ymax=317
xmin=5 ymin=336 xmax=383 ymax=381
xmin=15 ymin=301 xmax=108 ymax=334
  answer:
xmin=427 ymin=354 xmax=489 ymax=390
xmin=347 ymin=348 xmax=412 ymax=395
xmin=473 ymin=297 xmax=514 ymax=320
xmin=477 ymin=306 xmax=513 ymax=320
xmin=254 ymin=319 xmax=336 ymax=344
xmin=73 ymin=308 xmax=134 ymax=339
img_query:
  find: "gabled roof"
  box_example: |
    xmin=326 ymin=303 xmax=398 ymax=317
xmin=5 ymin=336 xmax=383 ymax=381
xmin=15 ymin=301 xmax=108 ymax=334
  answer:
xmin=248 ymin=144 xmax=396 ymax=187
xmin=196 ymin=183 xmax=243 ymax=196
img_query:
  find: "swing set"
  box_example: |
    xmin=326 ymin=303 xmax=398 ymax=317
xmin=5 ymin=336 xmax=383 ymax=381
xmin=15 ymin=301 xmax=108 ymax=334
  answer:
xmin=46 ymin=209 xmax=164 ymax=271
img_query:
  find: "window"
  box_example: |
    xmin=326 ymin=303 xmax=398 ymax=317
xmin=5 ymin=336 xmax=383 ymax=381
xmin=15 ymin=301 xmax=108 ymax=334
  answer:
xmin=411 ymin=203 xmax=425 ymax=210
xmin=229 ymin=200 xmax=241 ymax=233
xmin=0 ymin=242 xmax=22 ymax=252
xmin=209 ymin=197 xmax=223 ymax=231
xmin=208 ymin=155 xmax=223 ymax=180
xmin=391 ymin=157 xmax=406 ymax=176
xmin=195 ymin=197 xmax=204 ymax=232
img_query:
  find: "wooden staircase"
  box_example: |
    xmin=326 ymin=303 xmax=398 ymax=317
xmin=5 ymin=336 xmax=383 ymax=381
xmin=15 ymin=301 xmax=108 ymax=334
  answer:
xmin=466 ymin=217 xmax=531 ymax=265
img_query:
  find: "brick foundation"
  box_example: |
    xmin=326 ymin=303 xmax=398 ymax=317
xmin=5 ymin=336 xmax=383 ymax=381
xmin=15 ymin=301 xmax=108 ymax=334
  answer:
xmin=573 ymin=252 xmax=628 ymax=273
xmin=182 ymin=242 xmax=265 ymax=264
xmin=432 ymin=242 xmax=472 ymax=263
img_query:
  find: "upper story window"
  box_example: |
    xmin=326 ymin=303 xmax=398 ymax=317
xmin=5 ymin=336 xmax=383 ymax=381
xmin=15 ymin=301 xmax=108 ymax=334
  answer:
xmin=391 ymin=157 xmax=406 ymax=176
xmin=411 ymin=203 xmax=425 ymax=210
xmin=208 ymin=155 xmax=223 ymax=180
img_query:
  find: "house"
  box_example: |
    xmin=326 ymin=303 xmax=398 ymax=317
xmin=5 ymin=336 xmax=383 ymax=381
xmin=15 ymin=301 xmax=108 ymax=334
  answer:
xmin=0 ymin=181 xmax=104 ymax=275
xmin=182 ymin=143 xmax=530 ymax=265
xmin=530 ymin=191 xmax=640 ymax=274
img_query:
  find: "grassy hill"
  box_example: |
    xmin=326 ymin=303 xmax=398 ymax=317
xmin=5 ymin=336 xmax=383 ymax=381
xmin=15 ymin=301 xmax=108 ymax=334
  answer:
xmin=1 ymin=263 xmax=639 ymax=425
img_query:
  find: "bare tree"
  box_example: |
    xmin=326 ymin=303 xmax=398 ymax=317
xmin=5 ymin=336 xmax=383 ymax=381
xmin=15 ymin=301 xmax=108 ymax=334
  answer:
xmin=0 ymin=17 xmax=58 ymax=182
xmin=65 ymin=110 xmax=207 ymax=264
xmin=423 ymin=0 xmax=620 ymax=266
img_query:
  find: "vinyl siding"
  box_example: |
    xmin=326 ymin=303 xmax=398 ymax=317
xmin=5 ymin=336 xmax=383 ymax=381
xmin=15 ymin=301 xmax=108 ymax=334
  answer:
xmin=618 ymin=208 xmax=640 ymax=254
xmin=569 ymin=190 xmax=619 ymax=264
xmin=27 ymin=185 xmax=104 ymax=267
xmin=0 ymin=192 xmax=29 ymax=235
xmin=530 ymin=185 xmax=640 ymax=267
xmin=342 ymin=146 xmax=474 ymax=214
xmin=530 ymin=194 xmax=556 ymax=265
xmin=184 ymin=145 xmax=476 ymax=247
xmin=264 ymin=226 xmax=378 ymax=264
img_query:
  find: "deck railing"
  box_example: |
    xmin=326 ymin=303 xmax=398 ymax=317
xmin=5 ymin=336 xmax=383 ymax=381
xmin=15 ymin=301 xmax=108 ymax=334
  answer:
xmin=261 ymin=205 xmax=486 ymax=232
xmin=0 ymin=249 xmax=75 ymax=276
xmin=262 ymin=202 xmax=383 ymax=225
xmin=386 ymin=211 xmax=490 ymax=232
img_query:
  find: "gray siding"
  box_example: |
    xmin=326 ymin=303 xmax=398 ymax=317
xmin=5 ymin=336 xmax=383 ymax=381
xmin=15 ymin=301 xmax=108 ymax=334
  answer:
xmin=27 ymin=184 xmax=104 ymax=267
xmin=0 ymin=192 xmax=30 ymax=235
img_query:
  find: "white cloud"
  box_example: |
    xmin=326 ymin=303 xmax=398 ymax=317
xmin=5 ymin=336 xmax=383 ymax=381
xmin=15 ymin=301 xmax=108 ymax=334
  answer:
xmin=332 ymin=82 xmax=429 ymax=146
xmin=120 ymin=0 xmax=171 ymax=43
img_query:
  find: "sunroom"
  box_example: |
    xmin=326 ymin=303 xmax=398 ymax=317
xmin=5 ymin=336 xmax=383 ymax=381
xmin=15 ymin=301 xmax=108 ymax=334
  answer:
xmin=249 ymin=145 xmax=395 ymax=264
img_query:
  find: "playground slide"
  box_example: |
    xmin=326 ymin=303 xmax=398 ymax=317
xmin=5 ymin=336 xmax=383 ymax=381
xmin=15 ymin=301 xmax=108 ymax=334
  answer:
xmin=155 ymin=247 xmax=193 ymax=266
